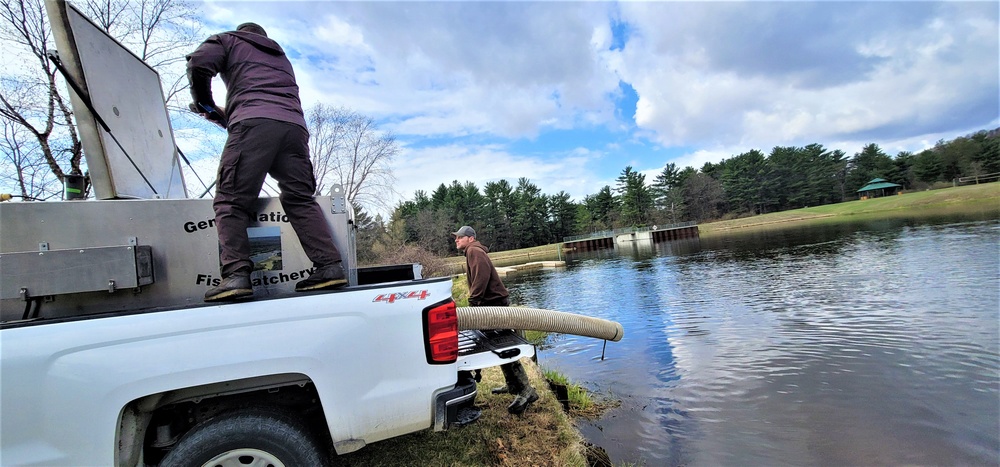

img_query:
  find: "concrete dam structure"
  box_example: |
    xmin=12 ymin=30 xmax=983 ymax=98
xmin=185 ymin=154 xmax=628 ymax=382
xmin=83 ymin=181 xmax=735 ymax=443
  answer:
xmin=562 ymin=222 xmax=699 ymax=252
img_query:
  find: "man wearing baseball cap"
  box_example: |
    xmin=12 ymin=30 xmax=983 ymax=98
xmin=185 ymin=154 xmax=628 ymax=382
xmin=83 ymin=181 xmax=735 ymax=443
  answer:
xmin=453 ymin=225 xmax=539 ymax=414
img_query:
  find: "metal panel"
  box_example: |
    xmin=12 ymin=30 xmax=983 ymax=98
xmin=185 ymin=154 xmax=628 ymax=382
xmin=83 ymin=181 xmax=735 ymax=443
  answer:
xmin=0 ymin=194 xmax=356 ymax=320
xmin=0 ymin=246 xmax=150 ymax=300
xmin=45 ymin=1 xmax=186 ymax=199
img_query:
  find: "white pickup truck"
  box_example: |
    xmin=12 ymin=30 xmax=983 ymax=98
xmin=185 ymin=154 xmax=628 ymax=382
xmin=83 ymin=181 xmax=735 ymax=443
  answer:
xmin=0 ymin=275 xmax=530 ymax=466
xmin=0 ymin=2 xmax=540 ymax=465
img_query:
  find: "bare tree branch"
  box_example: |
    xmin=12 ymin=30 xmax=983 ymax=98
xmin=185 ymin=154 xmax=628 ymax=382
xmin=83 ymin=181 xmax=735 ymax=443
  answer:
xmin=0 ymin=0 xmax=202 ymax=198
xmin=308 ymin=104 xmax=399 ymax=213
xmin=0 ymin=115 xmax=58 ymax=198
xmin=0 ymin=0 xmax=72 ymax=192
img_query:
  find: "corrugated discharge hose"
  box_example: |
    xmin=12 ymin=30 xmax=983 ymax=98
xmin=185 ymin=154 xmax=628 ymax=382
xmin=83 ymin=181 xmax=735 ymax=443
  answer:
xmin=456 ymin=306 xmax=624 ymax=342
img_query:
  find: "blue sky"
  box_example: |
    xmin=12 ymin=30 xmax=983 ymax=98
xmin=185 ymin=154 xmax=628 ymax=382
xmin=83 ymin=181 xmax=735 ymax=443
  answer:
xmin=179 ymin=1 xmax=999 ymax=215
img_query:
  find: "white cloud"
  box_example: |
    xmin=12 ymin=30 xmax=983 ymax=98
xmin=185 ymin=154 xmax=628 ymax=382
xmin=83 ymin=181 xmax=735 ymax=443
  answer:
xmin=615 ymin=1 xmax=998 ymax=156
xmin=312 ymin=16 xmax=368 ymax=50
xmin=191 ymin=2 xmax=995 ymax=189
xmin=41 ymin=1 xmax=993 ymax=206
xmin=224 ymin=1 xmax=624 ymax=142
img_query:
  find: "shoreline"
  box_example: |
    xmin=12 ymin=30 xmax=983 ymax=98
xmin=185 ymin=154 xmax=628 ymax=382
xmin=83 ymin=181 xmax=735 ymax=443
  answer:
xmin=494 ymin=260 xmax=566 ymax=278
xmin=443 ymin=184 xmax=999 ymax=270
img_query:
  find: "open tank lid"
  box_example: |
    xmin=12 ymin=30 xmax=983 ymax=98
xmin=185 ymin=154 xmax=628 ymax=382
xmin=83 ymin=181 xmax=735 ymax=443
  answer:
xmin=45 ymin=0 xmax=187 ymax=199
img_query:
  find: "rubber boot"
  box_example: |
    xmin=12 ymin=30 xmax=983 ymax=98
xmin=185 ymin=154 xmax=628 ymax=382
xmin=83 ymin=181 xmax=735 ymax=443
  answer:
xmin=492 ymin=364 xmax=517 ymax=394
xmin=505 ymin=362 xmax=538 ymax=415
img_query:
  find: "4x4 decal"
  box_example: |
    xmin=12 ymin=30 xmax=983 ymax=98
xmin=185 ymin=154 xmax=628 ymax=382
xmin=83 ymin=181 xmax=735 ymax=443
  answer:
xmin=373 ymin=290 xmax=430 ymax=303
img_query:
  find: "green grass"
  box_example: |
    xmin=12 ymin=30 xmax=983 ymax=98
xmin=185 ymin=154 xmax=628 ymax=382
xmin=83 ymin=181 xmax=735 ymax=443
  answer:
xmin=523 ymin=330 xmax=549 ymax=346
xmin=451 ymin=278 xmax=470 ymax=307
xmin=698 ymin=183 xmax=999 ymax=236
xmin=542 ymin=369 xmax=594 ymax=412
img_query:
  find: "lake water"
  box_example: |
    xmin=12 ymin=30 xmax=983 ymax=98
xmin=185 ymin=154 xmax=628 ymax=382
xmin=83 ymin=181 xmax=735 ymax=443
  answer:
xmin=506 ymin=215 xmax=999 ymax=466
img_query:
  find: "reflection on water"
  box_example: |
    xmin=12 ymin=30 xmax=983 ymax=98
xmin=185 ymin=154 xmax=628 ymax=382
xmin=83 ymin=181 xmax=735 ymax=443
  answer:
xmin=507 ymin=215 xmax=1000 ymax=466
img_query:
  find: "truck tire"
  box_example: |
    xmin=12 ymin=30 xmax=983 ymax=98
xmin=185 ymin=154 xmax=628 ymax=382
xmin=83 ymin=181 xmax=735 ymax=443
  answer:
xmin=159 ymin=408 xmax=327 ymax=467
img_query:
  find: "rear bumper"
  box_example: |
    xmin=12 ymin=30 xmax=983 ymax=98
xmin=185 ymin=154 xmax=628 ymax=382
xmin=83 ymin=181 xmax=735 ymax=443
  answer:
xmin=432 ymin=373 xmax=478 ymax=431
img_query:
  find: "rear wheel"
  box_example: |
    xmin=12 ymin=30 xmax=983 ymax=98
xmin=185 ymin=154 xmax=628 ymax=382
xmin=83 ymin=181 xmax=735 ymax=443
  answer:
xmin=159 ymin=408 xmax=326 ymax=467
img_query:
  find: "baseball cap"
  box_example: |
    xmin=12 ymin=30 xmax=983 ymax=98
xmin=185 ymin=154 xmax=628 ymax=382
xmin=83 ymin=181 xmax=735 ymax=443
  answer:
xmin=451 ymin=226 xmax=476 ymax=237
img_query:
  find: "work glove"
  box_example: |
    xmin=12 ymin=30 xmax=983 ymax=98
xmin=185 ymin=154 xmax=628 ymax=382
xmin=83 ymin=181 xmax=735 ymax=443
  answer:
xmin=189 ymin=102 xmax=227 ymax=129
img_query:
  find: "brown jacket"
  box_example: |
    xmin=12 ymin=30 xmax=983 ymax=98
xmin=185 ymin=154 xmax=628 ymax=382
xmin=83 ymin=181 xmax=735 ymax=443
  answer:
xmin=464 ymin=241 xmax=509 ymax=306
xmin=186 ymin=30 xmax=307 ymax=130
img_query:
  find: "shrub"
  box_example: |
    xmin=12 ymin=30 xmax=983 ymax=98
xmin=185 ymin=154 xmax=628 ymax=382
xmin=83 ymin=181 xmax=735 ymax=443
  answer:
xmin=371 ymin=244 xmax=449 ymax=278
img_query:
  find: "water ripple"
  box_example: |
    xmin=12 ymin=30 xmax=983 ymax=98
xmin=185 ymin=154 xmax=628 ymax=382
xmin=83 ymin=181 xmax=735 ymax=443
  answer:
xmin=509 ymin=218 xmax=1000 ymax=466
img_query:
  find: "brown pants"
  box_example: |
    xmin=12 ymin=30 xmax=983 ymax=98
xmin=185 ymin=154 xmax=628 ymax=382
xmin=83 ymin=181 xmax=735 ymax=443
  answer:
xmin=214 ymin=118 xmax=341 ymax=277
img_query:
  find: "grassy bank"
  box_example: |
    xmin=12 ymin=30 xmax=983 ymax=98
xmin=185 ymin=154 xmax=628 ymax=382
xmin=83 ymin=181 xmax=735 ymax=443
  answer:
xmin=698 ymin=183 xmax=999 ymax=236
xmin=331 ymin=362 xmax=588 ymax=466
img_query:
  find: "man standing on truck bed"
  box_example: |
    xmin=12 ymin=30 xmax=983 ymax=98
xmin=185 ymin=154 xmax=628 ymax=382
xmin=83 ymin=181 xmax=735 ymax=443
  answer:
xmin=453 ymin=225 xmax=539 ymax=414
xmin=186 ymin=22 xmax=346 ymax=302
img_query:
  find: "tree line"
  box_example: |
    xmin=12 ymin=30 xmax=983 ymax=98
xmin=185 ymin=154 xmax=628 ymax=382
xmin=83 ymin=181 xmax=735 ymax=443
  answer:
xmin=370 ymin=129 xmax=999 ymax=258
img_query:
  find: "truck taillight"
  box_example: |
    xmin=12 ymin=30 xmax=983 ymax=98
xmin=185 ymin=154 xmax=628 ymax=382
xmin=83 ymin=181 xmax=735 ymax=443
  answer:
xmin=424 ymin=300 xmax=458 ymax=364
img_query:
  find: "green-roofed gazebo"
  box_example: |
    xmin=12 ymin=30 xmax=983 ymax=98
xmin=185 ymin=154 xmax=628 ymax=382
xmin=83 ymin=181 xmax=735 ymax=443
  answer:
xmin=856 ymin=178 xmax=901 ymax=199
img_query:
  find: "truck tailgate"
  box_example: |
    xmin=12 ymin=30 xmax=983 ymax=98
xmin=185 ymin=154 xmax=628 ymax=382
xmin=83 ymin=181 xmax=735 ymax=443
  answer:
xmin=456 ymin=329 xmax=534 ymax=370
